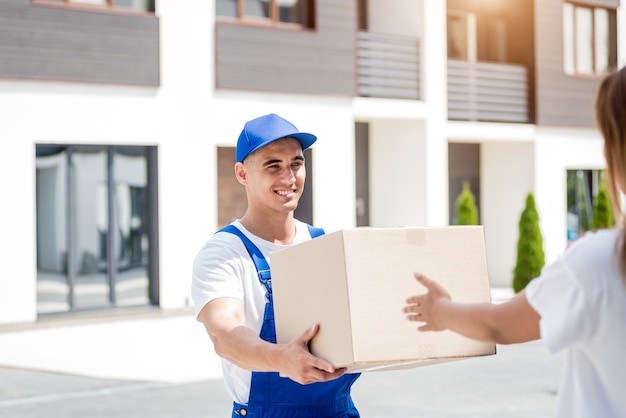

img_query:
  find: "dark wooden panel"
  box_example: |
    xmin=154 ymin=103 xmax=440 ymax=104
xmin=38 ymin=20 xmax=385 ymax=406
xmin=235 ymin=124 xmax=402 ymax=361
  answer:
xmin=357 ymin=32 xmax=420 ymax=100
xmin=216 ymin=0 xmax=356 ymax=96
xmin=534 ymin=0 xmax=601 ymax=127
xmin=217 ymin=147 xmax=246 ymax=228
xmin=0 ymin=0 xmax=159 ymax=86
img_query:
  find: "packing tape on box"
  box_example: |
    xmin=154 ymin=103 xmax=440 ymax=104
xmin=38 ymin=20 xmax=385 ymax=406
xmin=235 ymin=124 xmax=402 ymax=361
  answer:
xmin=406 ymin=229 xmax=426 ymax=246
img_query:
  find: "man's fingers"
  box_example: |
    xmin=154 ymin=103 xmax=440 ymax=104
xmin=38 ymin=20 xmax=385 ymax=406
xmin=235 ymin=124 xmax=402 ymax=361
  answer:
xmin=314 ymin=366 xmax=345 ymax=381
xmin=295 ymin=325 xmax=338 ymax=374
xmin=299 ymin=324 xmax=319 ymax=343
xmin=296 ymin=366 xmax=345 ymax=384
xmin=308 ymin=355 xmax=335 ymax=374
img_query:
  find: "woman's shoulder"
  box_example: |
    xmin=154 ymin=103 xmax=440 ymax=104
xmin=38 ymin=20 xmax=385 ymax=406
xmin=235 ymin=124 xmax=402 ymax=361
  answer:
xmin=561 ymin=228 xmax=622 ymax=290
xmin=566 ymin=228 xmax=620 ymax=257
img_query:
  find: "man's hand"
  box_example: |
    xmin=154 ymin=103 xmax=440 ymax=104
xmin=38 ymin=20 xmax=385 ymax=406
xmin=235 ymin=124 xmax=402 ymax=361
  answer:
xmin=200 ymin=298 xmax=346 ymax=384
xmin=277 ymin=324 xmax=347 ymax=384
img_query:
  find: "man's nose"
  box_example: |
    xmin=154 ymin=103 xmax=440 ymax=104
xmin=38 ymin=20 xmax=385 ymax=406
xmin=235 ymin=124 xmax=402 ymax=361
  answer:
xmin=280 ymin=167 xmax=296 ymax=181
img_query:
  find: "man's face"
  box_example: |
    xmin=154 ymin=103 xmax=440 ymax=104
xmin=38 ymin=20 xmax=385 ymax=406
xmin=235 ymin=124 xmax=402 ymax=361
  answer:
xmin=237 ymin=137 xmax=306 ymax=214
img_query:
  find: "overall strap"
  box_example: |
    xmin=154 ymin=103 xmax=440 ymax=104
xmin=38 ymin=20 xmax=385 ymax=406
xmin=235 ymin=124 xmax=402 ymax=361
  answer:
xmin=307 ymin=224 xmax=325 ymax=238
xmin=218 ymin=225 xmax=272 ymax=298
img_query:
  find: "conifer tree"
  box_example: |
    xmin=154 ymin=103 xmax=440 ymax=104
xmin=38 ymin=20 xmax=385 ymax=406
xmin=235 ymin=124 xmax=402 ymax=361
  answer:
xmin=455 ymin=180 xmax=479 ymax=225
xmin=591 ymin=181 xmax=613 ymax=230
xmin=513 ymin=193 xmax=545 ymax=293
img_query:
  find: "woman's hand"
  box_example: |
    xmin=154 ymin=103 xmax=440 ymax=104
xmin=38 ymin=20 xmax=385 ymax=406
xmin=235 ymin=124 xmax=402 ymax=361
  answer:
xmin=403 ymin=272 xmax=452 ymax=332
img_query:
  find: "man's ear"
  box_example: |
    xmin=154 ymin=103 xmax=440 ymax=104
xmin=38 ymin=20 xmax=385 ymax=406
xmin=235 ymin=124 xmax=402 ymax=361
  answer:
xmin=234 ymin=162 xmax=247 ymax=185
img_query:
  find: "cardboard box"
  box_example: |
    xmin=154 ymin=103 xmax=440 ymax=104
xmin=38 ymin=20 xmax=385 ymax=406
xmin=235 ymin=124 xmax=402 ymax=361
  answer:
xmin=270 ymin=226 xmax=495 ymax=373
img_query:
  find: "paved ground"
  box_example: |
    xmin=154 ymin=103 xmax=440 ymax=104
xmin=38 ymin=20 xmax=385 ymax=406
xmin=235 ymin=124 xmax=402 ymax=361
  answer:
xmin=0 ymin=290 xmax=563 ymax=417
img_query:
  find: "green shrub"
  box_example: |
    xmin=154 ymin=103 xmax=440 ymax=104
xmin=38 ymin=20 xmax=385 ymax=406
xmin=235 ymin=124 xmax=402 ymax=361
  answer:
xmin=454 ymin=181 xmax=479 ymax=225
xmin=512 ymin=193 xmax=545 ymax=293
xmin=591 ymin=184 xmax=613 ymax=230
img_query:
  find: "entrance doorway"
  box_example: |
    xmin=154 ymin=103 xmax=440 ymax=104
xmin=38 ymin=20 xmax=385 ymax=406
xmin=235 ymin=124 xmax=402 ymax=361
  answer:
xmin=355 ymin=122 xmax=370 ymax=226
xmin=448 ymin=143 xmax=480 ymax=224
xmin=35 ymin=145 xmax=159 ymax=315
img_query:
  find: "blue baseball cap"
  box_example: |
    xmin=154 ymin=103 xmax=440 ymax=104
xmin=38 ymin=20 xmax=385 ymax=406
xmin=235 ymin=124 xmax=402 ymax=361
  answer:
xmin=236 ymin=113 xmax=317 ymax=162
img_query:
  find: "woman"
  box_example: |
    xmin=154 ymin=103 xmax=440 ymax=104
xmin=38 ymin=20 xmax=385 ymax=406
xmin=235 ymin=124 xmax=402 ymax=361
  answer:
xmin=404 ymin=66 xmax=626 ymax=418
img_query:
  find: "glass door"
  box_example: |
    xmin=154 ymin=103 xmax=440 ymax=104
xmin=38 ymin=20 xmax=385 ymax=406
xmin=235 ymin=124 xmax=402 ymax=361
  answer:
xmin=112 ymin=148 xmax=151 ymax=307
xmin=36 ymin=145 xmax=158 ymax=315
xmin=447 ymin=10 xmax=477 ymax=61
xmin=71 ymin=147 xmax=110 ymax=309
xmin=36 ymin=146 xmax=70 ymax=314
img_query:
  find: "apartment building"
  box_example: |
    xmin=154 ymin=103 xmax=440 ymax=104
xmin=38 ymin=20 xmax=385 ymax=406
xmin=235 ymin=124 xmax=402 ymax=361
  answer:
xmin=0 ymin=0 xmax=623 ymax=325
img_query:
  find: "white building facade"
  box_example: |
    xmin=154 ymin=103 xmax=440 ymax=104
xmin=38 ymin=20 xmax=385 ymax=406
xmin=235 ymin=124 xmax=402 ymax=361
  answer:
xmin=0 ymin=0 xmax=623 ymax=325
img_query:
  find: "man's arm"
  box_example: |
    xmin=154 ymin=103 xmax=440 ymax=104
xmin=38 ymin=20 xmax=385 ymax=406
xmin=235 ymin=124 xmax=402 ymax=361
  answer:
xmin=404 ymin=273 xmax=541 ymax=345
xmin=198 ymin=297 xmax=347 ymax=384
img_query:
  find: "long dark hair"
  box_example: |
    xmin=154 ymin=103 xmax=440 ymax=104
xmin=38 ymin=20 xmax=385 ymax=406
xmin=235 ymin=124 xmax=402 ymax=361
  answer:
xmin=595 ymin=66 xmax=626 ymax=282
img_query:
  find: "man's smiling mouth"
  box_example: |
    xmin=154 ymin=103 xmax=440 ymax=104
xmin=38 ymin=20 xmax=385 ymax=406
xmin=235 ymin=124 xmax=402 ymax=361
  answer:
xmin=275 ymin=189 xmax=295 ymax=196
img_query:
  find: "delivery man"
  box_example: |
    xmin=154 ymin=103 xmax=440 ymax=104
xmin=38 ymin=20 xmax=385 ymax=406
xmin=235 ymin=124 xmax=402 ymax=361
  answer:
xmin=192 ymin=113 xmax=361 ymax=417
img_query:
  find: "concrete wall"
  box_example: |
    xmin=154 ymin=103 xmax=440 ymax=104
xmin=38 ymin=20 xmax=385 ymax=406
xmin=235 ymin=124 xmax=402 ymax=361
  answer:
xmin=367 ymin=0 xmax=423 ymax=37
xmin=482 ymin=141 xmax=535 ymax=287
xmin=534 ymin=128 xmax=605 ymax=265
xmin=216 ymin=0 xmax=356 ymax=95
xmin=368 ymin=119 xmax=427 ymax=227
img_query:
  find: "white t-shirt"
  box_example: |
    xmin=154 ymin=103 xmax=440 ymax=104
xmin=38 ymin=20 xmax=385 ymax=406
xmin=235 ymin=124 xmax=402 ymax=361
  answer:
xmin=191 ymin=219 xmax=316 ymax=405
xmin=525 ymin=228 xmax=626 ymax=418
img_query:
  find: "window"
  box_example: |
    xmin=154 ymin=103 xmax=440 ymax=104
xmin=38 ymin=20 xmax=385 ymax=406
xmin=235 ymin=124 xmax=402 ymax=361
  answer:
xmin=563 ymin=2 xmax=616 ymax=75
xmin=35 ymin=145 xmax=159 ymax=315
xmin=487 ymin=17 xmax=507 ymax=63
xmin=566 ymin=169 xmax=611 ymax=243
xmin=216 ymin=0 xmax=315 ymax=28
xmin=357 ymin=0 xmax=367 ymax=31
xmin=34 ymin=0 xmax=155 ymax=13
xmin=447 ymin=11 xmax=476 ymax=61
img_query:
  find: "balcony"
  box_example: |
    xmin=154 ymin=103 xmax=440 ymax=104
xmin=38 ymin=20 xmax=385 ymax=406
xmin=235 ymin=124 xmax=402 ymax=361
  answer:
xmin=356 ymin=31 xmax=421 ymax=100
xmin=356 ymin=32 xmax=529 ymax=124
xmin=447 ymin=59 xmax=529 ymax=123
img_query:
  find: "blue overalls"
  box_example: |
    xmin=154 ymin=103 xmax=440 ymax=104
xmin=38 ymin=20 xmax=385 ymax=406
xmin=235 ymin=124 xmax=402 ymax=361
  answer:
xmin=219 ymin=224 xmax=361 ymax=418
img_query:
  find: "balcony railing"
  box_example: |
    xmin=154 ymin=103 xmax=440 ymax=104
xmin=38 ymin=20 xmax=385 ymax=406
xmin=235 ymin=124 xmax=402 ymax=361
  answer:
xmin=356 ymin=33 xmax=529 ymax=124
xmin=357 ymin=31 xmax=420 ymax=100
xmin=448 ymin=59 xmax=529 ymax=123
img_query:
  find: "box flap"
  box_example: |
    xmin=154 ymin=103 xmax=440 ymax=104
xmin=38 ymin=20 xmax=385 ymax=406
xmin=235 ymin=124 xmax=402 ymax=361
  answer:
xmin=271 ymin=231 xmax=355 ymax=366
